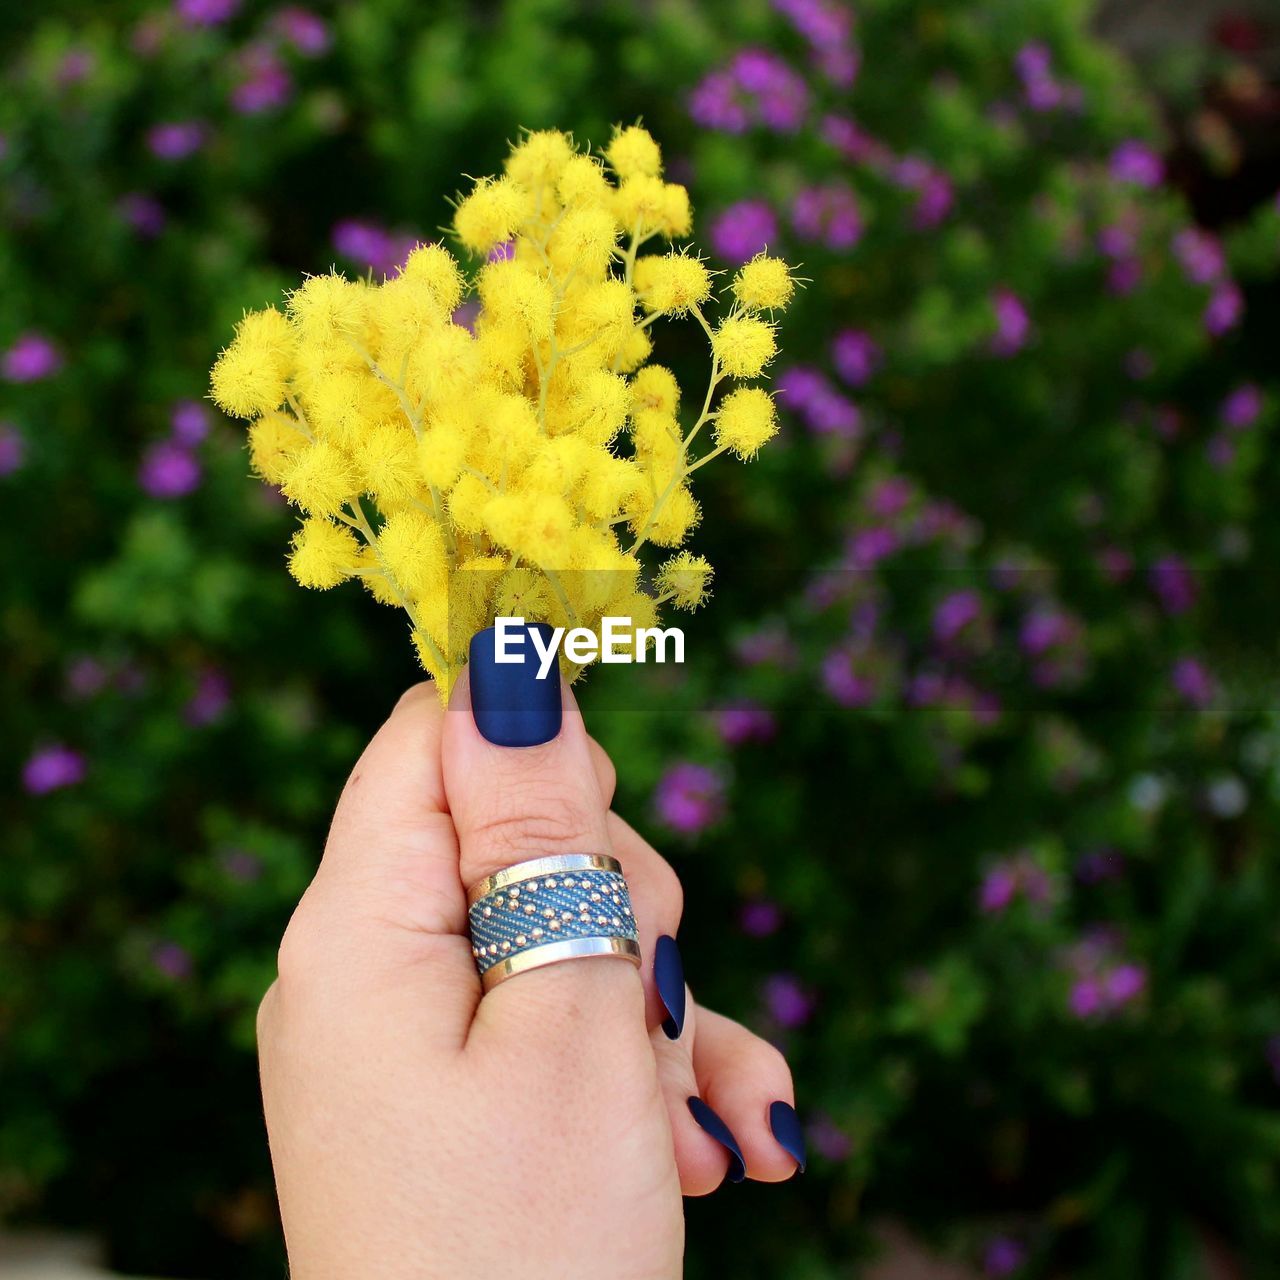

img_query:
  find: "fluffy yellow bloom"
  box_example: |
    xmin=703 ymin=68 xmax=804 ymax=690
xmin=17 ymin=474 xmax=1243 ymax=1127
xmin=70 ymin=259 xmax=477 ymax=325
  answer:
xmin=280 ymin=441 xmax=358 ymax=515
xmin=712 ymin=315 xmax=778 ymax=378
xmin=657 ymin=551 xmax=713 ymax=610
xmin=210 ymin=307 xmax=295 ymax=418
xmin=714 ymin=387 xmax=779 ymax=459
xmin=630 ymin=365 xmax=680 ymax=416
xmin=505 ymin=129 xmax=575 ymax=190
xmin=247 ymin=412 xmax=308 ymax=484
xmin=606 ymin=125 xmax=662 ymax=179
xmin=288 ymin=517 xmax=359 ymax=589
xmin=211 ymin=126 xmax=792 ymax=698
xmin=557 ymin=153 xmax=612 ymax=210
xmin=634 ymin=253 xmax=712 ymax=316
xmin=732 ymin=255 xmax=796 ymax=311
xmin=453 ymin=176 xmax=534 ymax=255
xmin=377 ymin=508 xmax=446 ymax=599
xmin=400 ymin=243 xmax=464 ymax=313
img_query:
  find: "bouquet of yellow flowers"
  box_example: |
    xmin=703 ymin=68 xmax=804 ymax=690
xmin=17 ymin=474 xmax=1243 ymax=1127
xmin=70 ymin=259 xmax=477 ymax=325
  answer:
xmin=210 ymin=125 xmax=795 ymax=697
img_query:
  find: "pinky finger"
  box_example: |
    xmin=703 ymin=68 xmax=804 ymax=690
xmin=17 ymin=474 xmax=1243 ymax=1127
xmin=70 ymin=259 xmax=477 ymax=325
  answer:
xmin=691 ymin=1005 xmax=804 ymax=1182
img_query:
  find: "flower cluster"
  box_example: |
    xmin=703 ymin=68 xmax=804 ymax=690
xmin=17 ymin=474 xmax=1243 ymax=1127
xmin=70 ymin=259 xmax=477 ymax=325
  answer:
xmin=211 ymin=127 xmax=795 ymax=696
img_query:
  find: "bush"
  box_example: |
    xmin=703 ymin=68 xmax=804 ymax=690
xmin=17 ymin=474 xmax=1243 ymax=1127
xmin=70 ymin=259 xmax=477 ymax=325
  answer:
xmin=2 ymin=1 xmax=1278 ymax=1276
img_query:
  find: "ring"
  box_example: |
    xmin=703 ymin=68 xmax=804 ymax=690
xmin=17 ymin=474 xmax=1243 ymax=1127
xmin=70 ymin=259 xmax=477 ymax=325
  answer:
xmin=467 ymin=854 xmax=641 ymax=991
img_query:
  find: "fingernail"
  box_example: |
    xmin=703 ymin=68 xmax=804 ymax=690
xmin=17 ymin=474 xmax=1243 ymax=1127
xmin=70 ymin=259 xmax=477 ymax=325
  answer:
xmin=468 ymin=623 xmax=562 ymax=747
xmin=768 ymin=1101 xmax=806 ymax=1173
xmin=687 ymin=1096 xmax=745 ymax=1184
xmin=654 ymin=935 xmax=686 ymax=1039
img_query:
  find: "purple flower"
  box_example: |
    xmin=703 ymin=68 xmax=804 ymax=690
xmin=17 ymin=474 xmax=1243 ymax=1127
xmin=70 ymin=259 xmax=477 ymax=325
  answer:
xmin=139 ymin=442 xmax=201 ymax=498
xmin=866 ymin=476 xmax=914 ymax=519
xmin=1110 ymin=140 xmax=1165 ymax=188
xmin=1205 ymin=281 xmax=1243 ymax=335
xmin=846 ymin=525 xmax=897 ymax=568
xmin=220 ymin=848 xmax=263 ymax=882
xmin=231 ymin=45 xmax=293 ymax=115
xmin=151 ymin=941 xmax=193 ymax=980
xmin=791 ymin=183 xmax=863 ymax=250
xmin=689 ymin=70 xmax=751 ymax=134
xmin=762 ymin=973 xmax=815 ymax=1028
xmin=274 ymin=6 xmax=330 ymax=56
xmin=775 ymin=365 xmax=862 ymax=438
xmin=912 ymin=170 xmax=955 ymax=229
xmin=185 ymin=668 xmax=231 ymax=726
xmin=729 ymin=49 xmax=809 ymax=132
xmin=807 ymin=1113 xmax=853 ymax=1161
xmin=709 ymin=200 xmax=779 ymax=264
xmin=820 ymin=113 xmax=890 ymax=165
xmin=1105 ymin=963 xmax=1147 ymax=1005
xmin=773 ymin=0 xmax=858 ymax=86
xmin=1075 ymin=848 xmax=1126 ymax=884
xmin=1171 ymin=656 xmax=1216 ymax=708
xmin=733 ymin=622 xmax=798 ymax=668
xmin=983 ymin=1236 xmax=1027 ymax=1277
xmin=2 ymin=332 xmax=61 ymax=382
xmin=332 ymin=219 xmax=419 ymax=279
xmin=979 ymin=855 xmax=1054 ymax=915
xmin=66 ymin=657 xmax=109 ymax=700
xmin=654 ymin=763 xmax=726 ymax=836
xmin=55 ymin=49 xmax=96 ymax=87
xmin=117 ymin=192 xmax=167 ymax=238
xmin=176 ymin=0 xmax=238 ymax=23
xmin=740 ymin=899 xmax=783 ymax=937
xmin=831 ymin=329 xmax=881 ymax=387
xmin=22 ymin=744 xmax=86 ymax=795
xmin=147 ymin=120 xmax=207 ymax=160
xmin=989 ymin=288 xmax=1029 ymax=357
xmin=932 ymin=589 xmax=983 ymax=645
xmin=821 ymin=642 xmax=883 ymax=707
xmin=0 ymin=422 xmax=25 ymax=475
xmin=1149 ymin=554 xmax=1197 ymax=615
xmin=1069 ymin=976 xmax=1104 ymax=1018
xmin=1220 ymin=383 xmax=1262 ymax=430
xmin=170 ymin=399 xmax=210 ymax=445
xmin=1173 ymin=228 xmax=1225 ymax=285
xmin=1107 ymin=258 xmax=1142 ymax=296
xmin=714 ymin=701 xmax=777 ymax=747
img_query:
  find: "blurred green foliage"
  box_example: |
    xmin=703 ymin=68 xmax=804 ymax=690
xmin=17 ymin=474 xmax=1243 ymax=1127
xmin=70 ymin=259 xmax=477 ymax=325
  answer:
xmin=2 ymin=1 xmax=1279 ymax=1277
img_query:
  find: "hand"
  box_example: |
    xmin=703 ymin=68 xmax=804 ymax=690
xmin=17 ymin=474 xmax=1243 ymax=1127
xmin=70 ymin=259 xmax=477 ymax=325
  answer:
xmin=257 ymin=671 xmax=803 ymax=1280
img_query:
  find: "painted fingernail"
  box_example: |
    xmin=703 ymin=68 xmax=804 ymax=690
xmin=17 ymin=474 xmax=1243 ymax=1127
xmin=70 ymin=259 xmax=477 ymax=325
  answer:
xmin=768 ymin=1101 xmax=806 ymax=1173
xmin=468 ymin=623 xmax=562 ymax=747
xmin=654 ymin=935 xmax=686 ymax=1039
xmin=687 ymin=1096 xmax=746 ymax=1184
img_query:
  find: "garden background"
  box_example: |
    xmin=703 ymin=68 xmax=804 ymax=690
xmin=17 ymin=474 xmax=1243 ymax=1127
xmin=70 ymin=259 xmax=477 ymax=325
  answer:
xmin=3 ymin=1 xmax=1280 ymax=1277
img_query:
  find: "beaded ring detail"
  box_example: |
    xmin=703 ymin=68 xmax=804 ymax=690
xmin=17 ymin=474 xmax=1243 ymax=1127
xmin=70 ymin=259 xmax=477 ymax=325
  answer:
xmin=467 ymin=854 xmax=641 ymax=991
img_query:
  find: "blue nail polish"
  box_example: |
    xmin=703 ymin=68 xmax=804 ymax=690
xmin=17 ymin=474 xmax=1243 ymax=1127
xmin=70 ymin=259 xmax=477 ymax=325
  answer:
xmin=654 ymin=935 xmax=686 ymax=1039
xmin=687 ymin=1096 xmax=745 ymax=1184
xmin=469 ymin=624 xmax=562 ymax=747
xmin=768 ymin=1101 xmax=806 ymax=1173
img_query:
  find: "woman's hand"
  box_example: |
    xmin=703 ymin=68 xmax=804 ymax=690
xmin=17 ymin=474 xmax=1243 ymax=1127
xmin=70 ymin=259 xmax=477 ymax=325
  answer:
xmin=257 ymin=671 xmax=803 ymax=1280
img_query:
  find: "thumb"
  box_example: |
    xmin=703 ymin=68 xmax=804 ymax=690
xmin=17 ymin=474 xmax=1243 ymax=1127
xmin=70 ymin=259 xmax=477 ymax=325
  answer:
xmin=442 ymin=624 xmax=646 ymax=1041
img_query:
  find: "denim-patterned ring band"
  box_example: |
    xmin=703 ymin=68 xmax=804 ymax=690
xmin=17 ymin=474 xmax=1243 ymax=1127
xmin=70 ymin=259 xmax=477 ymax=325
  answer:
xmin=467 ymin=854 xmax=641 ymax=991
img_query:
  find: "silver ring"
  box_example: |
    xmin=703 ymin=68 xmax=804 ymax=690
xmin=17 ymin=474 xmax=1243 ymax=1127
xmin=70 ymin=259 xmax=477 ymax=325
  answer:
xmin=466 ymin=854 xmax=641 ymax=991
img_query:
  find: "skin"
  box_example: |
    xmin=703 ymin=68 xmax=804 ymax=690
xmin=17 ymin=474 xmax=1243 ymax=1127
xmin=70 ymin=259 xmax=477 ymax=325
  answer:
xmin=258 ymin=675 xmax=797 ymax=1280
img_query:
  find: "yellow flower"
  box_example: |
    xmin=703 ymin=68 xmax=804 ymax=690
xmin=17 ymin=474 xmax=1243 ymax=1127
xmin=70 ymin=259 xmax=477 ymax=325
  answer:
xmin=210 ymin=307 xmax=295 ymax=419
xmin=505 ymin=129 xmax=575 ymax=191
xmin=634 ymin=253 xmax=712 ymax=316
xmin=377 ymin=508 xmax=447 ymax=599
xmin=453 ymin=175 xmax=533 ymax=255
xmin=606 ymin=124 xmax=663 ymax=179
xmin=712 ymin=315 xmax=777 ymax=378
xmin=212 ymin=126 xmax=791 ymax=699
xmin=280 ymin=441 xmax=358 ymax=515
xmin=732 ymin=255 xmax=796 ymax=311
xmin=714 ymin=387 xmax=779 ymax=459
xmin=657 ymin=551 xmax=713 ymax=610
xmin=288 ymin=517 xmax=359 ymax=589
